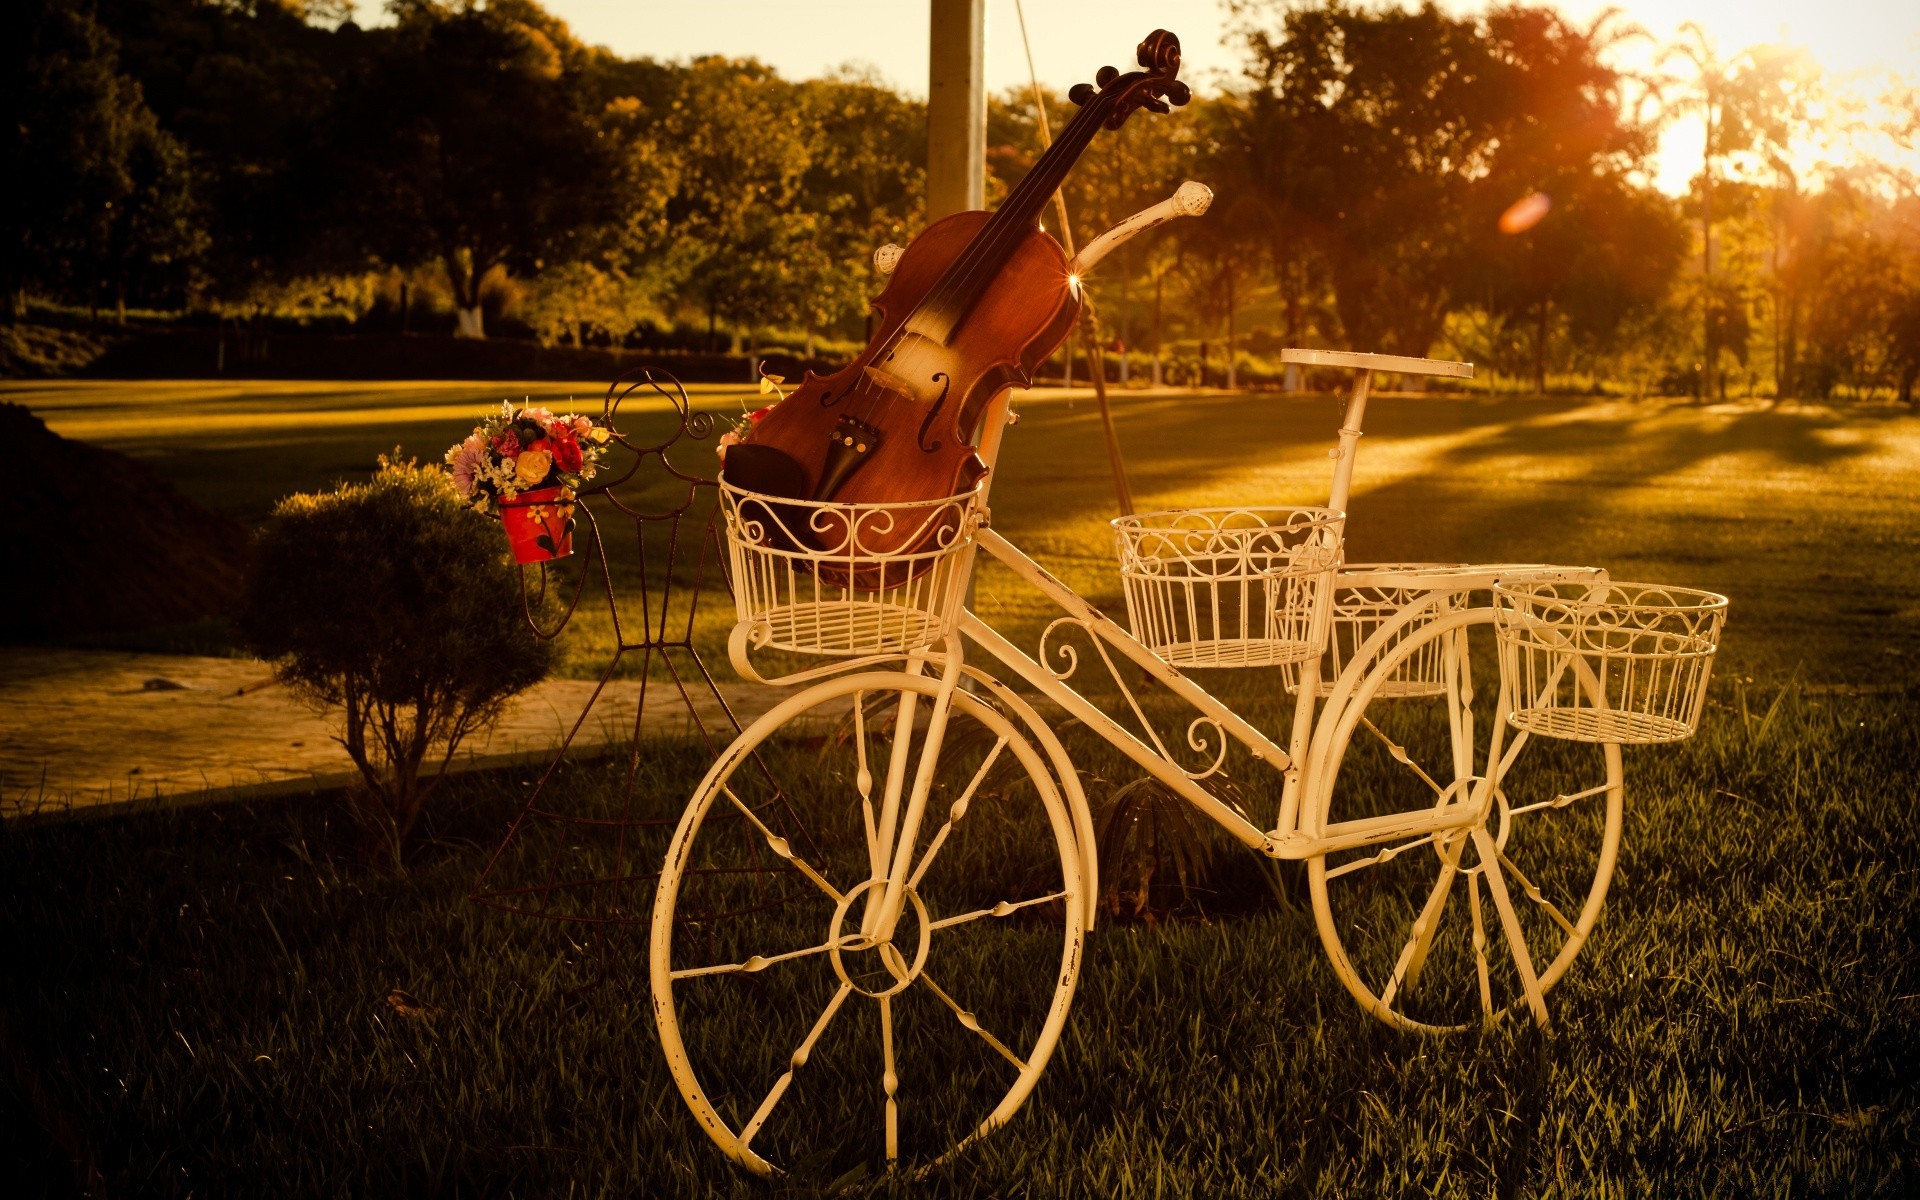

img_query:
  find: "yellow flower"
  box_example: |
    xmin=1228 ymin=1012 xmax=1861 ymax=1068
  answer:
xmin=515 ymin=448 xmax=553 ymax=486
xmin=588 ymin=427 xmax=610 ymax=444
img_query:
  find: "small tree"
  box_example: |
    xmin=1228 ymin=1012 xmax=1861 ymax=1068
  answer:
xmin=241 ymin=461 xmax=553 ymax=865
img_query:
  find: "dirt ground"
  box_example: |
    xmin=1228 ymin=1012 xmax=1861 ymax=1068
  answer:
xmin=0 ymin=647 xmax=785 ymax=820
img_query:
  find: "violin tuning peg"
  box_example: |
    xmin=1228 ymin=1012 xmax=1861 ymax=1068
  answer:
xmin=1068 ymin=82 xmax=1096 ymax=106
xmin=1096 ymin=65 xmax=1119 ymax=87
xmin=1143 ymin=96 xmax=1170 ymax=115
xmin=1166 ymin=80 xmax=1192 ymax=106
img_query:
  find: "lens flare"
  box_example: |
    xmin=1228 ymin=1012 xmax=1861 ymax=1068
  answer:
xmin=1499 ymin=192 xmax=1553 ymax=234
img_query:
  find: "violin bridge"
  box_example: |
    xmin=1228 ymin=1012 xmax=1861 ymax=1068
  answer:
xmin=862 ymin=363 xmax=927 ymax=403
xmin=815 ymin=415 xmax=882 ymax=500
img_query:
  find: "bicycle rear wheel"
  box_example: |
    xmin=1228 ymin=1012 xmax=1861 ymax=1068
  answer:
xmin=1306 ymin=608 xmax=1623 ymax=1033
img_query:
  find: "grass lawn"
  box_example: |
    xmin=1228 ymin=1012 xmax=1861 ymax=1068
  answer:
xmin=4 ymin=379 xmax=1919 ymax=1195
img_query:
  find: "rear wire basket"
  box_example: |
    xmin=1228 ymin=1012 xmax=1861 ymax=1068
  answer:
xmin=1113 ymin=507 xmax=1344 ymax=668
xmin=1283 ymin=572 xmax=1465 ymax=697
xmin=1493 ymin=580 xmax=1728 ymax=744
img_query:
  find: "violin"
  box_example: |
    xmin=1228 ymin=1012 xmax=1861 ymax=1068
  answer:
xmin=723 ymin=30 xmax=1191 ymax=545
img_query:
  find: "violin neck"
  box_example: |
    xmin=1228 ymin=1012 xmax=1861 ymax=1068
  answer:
xmin=903 ymin=99 xmax=1106 ymax=346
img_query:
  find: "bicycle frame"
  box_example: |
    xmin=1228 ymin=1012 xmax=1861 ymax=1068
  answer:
xmin=720 ymin=353 xmax=1598 ymax=976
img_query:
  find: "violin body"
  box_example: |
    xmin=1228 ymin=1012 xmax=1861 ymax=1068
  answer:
xmin=722 ymin=28 xmax=1190 ymax=565
xmin=725 ymin=210 xmax=1079 ymax=527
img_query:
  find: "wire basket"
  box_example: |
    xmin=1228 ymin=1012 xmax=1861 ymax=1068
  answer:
xmin=720 ymin=477 xmax=982 ymax=657
xmin=1493 ymin=580 xmax=1728 ymax=744
xmin=1113 ymin=506 xmax=1344 ymax=668
xmin=1283 ymin=570 xmax=1466 ymax=697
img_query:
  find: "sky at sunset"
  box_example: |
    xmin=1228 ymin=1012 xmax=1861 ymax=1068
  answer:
xmin=355 ymin=1 xmax=1920 ymax=193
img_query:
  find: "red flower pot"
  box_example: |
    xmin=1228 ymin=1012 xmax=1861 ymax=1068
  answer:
xmin=501 ymin=485 xmax=575 ymax=564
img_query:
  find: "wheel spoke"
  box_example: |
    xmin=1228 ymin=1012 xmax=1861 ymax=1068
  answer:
xmin=1324 ymin=832 xmax=1436 ymax=881
xmin=1506 ymin=780 xmax=1612 ymax=819
xmin=905 ymin=736 xmax=1009 ymax=891
xmin=1471 ymin=826 xmax=1550 ymax=1027
xmin=1488 ymin=724 xmax=1533 ymax=793
xmin=671 ymin=933 xmax=872 ymax=980
xmin=927 ymin=890 xmax=1072 ymax=931
xmin=880 ymin=994 xmax=899 ymax=1163
xmin=721 ymin=784 xmax=846 ymax=906
xmin=919 ymin=971 xmax=1028 ymax=1071
xmin=1445 ymin=628 xmax=1475 ymax=780
xmin=855 ymin=691 xmax=884 ymax=884
xmin=1495 ymin=848 xmax=1582 ymax=939
xmin=1381 ymin=844 xmax=1462 ymax=1005
xmin=1397 ymin=829 xmax=1466 ymax=998
xmin=1359 ymin=714 xmax=1447 ymax=800
xmin=1468 ymin=871 xmax=1493 ymax=1020
xmin=739 ymin=981 xmax=855 ymax=1150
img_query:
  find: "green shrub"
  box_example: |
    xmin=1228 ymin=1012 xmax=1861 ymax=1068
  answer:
xmin=240 ymin=460 xmax=553 ymax=864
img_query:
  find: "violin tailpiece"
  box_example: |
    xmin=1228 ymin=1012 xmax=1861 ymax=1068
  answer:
xmin=816 ymin=415 xmax=882 ymax=499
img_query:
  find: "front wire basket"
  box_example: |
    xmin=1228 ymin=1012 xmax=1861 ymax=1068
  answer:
xmin=1113 ymin=506 xmax=1345 ymax=668
xmin=1493 ymin=579 xmax=1728 ymax=744
xmin=719 ymin=476 xmax=982 ymax=657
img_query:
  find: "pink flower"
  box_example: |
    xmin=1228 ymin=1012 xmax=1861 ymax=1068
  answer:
xmin=571 ymin=415 xmax=593 ymax=437
xmin=492 ymin=429 xmax=522 ymax=458
xmin=447 ymin=434 xmax=486 ymax=495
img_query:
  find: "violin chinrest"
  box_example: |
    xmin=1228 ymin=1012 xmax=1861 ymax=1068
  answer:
xmin=721 ymin=442 xmax=811 ymax=503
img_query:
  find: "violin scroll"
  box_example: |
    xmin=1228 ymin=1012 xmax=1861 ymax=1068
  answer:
xmin=1067 ymin=29 xmax=1192 ymax=129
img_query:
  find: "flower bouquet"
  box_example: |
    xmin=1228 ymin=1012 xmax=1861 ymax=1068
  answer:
xmin=446 ymin=402 xmax=611 ymax=564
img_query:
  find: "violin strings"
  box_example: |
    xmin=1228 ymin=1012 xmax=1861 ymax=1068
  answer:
xmin=835 ymin=62 xmax=1162 ymax=440
xmin=840 ymin=97 xmax=1105 ymax=429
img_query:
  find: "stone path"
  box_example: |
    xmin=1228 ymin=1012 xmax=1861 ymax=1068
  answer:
xmin=1 ymin=648 xmax=790 ymax=822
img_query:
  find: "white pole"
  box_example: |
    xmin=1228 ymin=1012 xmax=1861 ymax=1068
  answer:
xmin=927 ymin=0 xmax=986 ymax=220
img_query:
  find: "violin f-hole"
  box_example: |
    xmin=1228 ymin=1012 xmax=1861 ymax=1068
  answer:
xmin=917 ymin=372 xmax=953 ymax=452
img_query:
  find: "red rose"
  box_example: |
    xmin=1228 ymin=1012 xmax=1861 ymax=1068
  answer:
xmin=749 ymin=407 xmax=772 ymax=422
xmin=549 ymin=431 xmax=584 ymax=472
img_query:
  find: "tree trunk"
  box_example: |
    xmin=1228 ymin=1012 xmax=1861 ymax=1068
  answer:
xmin=1225 ymin=271 xmax=1238 ymax=391
xmin=1152 ymin=274 xmax=1164 ymax=388
xmin=445 ymin=249 xmax=487 ymax=339
xmin=1700 ymin=109 xmax=1716 ymax=403
xmin=1783 ymin=297 xmax=1799 ymax=400
xmin=1534 ymin=298 xmax=1550 ymax=394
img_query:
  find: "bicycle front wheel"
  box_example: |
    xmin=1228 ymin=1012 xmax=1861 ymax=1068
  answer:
xmin=651 ymin=671 xmax=1085 ymax=1175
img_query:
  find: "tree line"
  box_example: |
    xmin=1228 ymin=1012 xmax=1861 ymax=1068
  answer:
xmin=7 ymin=0 xmax=1919 ymax=400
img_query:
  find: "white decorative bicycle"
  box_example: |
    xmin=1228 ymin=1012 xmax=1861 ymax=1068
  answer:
xmin=651 ymin=337 xmax=1728 ymax=1174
